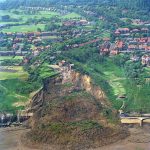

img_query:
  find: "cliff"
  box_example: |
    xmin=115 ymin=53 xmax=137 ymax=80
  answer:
xmin=25 ymin=69 xmax=128 ymax=150
xmin=70 ymin=71 xmax=110 ymax=107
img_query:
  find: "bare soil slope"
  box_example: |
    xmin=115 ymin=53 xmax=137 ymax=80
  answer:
xmin=24 ymin=76 xmax=128 ymax=150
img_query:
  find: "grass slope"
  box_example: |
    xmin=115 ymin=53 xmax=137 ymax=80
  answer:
xmin=0 ymin=66 xmax=28 ymax=80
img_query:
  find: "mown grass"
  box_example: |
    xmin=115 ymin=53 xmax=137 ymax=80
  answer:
xmin=0 ymin=56 xmax=23 ymax=61
xmin=39 ymin=11 xmax=59 ymax=18
xmin=62 ymin=12 xmax=81 ymax=19
xmin=0 ymin=9 xmax=59 ymax=32
xmin=0 ymin=72 xmax=28 ymax=80
xmin=2 ymin=24 xmax=45 ymax=32
xmin=0 ymin=66 xmax=29 ymax=80
xmin=0 ymin=9 xmax=59 ymax=23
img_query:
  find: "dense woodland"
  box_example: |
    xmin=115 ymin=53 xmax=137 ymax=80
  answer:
xmin=0 ymin=0 xmax=150 ymax=9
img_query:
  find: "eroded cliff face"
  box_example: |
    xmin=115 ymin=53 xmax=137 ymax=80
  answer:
xmin=30 ymin=70 xmax=110 ymax=113
xmin=30 ymin=88 xmax=44 ymax=112
xmin=69 ymin=71 xmax=110 ymax=107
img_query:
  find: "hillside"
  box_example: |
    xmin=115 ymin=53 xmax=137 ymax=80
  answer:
xmin=23 ymin=70 xmax=128 ymax=150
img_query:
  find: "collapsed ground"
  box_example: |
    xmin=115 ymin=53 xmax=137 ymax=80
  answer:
xmin=24 ymin=75 xmax=128 ymax=150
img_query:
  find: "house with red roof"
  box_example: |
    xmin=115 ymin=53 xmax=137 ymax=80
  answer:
xmin=115 ymin=28 xmax=130 ymax=34
xmin=141 ymin=55 xmax=150 ymax=67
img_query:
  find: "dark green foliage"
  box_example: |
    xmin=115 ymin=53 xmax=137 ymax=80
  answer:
xmin=44 ymin=23 xmax=60 ymax=31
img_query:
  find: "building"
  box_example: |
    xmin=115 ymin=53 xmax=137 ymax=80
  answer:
xmin=141 ymin=55 xmax=150 ymax=67
xmin=115 ymin=28 xmax=130 ymax=34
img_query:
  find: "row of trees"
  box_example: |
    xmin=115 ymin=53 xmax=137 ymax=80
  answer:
xmin=113 ymin=0 xmax=150 ymax=9
xmin=1 ymin=0 xmax=149 ymax=9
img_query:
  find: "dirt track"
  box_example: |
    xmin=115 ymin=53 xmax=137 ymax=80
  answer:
xmin=0 ymin=125 xmax=150 ymax=150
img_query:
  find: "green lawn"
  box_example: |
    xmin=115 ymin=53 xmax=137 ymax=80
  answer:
xmin=0 ymin=56 xmax=23 ymax=61
xmin=2 ymin=24 xmax=45 ymax=32
xmin=0 ymin=66 xmax=29 ymax=80
xmin=62 ymin=12 xmax=81 ymax=19
xmin=39 ymin=11 xmax=59 ymax=18
xmin=0 ymin=9 xmax=60 ymax=32
xmin=0 ymin=10 xmax=59 ymax=23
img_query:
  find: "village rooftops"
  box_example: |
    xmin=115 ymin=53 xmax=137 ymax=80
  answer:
xmin=79 ymin=19 xmax=89 ymax=25
xmin=130 ymin=55 xmax=139 ymax=61
xmin=117 ymin=28 xmax=130 ymax=32
xmin=141 ymin=55 xmax=150 ymax=66
xmin=115 ymin=40 xmax=124 ymax=49
xmin=115 ymin=27 xmax=149 ymax=35
xmin=128 ymin=45 xmax=137 ymax=50
xmin=103 ymin=38 xmax=110 ymax=41
xmin=110 ymin=50 xmax=119 ymax=55
xmin=132 ymin=29 xmax=140 ymax=32
xmin=115 ymin=31 xmax=120 ymax=34
xmin=141 ymin=28 xmax=149 ymax=31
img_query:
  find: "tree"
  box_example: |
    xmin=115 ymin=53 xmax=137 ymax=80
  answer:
xmin=1 ymin=15 xmax=10 ymax=21
xmin=44 ymin=23 xmax=60 ymax=31
xmin=37 ymin=28 xmax=42 ymax=32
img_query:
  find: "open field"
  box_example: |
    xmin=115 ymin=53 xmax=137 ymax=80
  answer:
xmin=0 ymin=56 xmax=23 ymax=61
xmin=0 ymin=66 xmax=29 ymax=111
xmin=0 ymin=9 xmax=82 ymax=33
xmin=0 ymin=66 xmax=39 ymax=111
xmin=0 ymin=9 xmax=59 ymax=23
xmin=61 ymin=12 xmax=81 ymax=19
xmin=39 ymin=11 xmax=59 ymax=17
xmin=0 ymin=9 xmax=60 ymax=32
xmin=0 ymin=66 xmax=28 ymax=80
xmin=2 ymin=24 xmax=45 ymax=32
